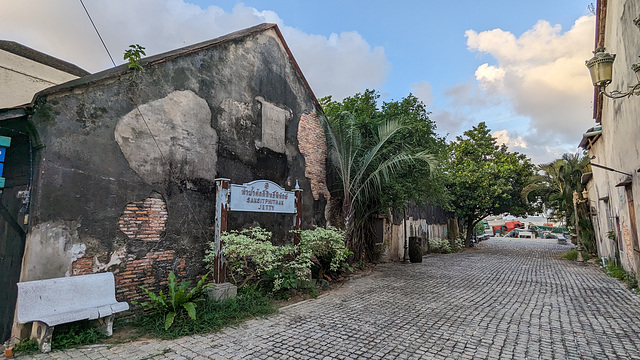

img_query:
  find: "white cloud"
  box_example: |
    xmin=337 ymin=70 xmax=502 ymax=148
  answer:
xmin=475 ymin=63 xmax=505 ymax=87
xmin=493 ymin=129 xmax=527 ymax=149
xmin=0 ymin=0 xmax=389 ymax=101
xmin=463 ymin=15 xmax=596 ymax=163
xmin=409 ymin=81 xmax=434 ymax=106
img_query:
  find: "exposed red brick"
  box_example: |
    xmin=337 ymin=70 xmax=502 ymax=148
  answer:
xmin=119 ymin=195 xmax=168 ymax=241
xmin=297 ymin=112 xmax=331 ymax=201
xmin=71 ymin=257 xmax=94 ymax=276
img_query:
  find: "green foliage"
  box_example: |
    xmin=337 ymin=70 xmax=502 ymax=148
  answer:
xmin=603 ymin=259 xmax=639 ymax=290
xmin=124 ymin=44 xmax=146 ymax=71
xmin=134 ymin=271 xmax=211 ymax=330
xmin=523 ymin=154 xmax=590 ymax=227
xmin=14 ymin=321 xmax=107 ymax=353
xmin=205 ymin=227 xmax=313 ymax=293
xmin=444 ymin=122 xmax=535 ymax=247
xmin=626 ymin=272 xmax=638 ymax=290
xmin=319 ymin=90 xmax=441 ymax=259
xmin=206 ymin=227 xmax=351 ymax=295
xmin=13 ymin=338 xmax=38 ymax=354
xmin=428 ymin=238 xmax=463 ymax=254
xmin=474 ymin=222 xmax=486 ymax=236
xmin=51 ymin=321 xmax=106 ymax=350
xmin=133 ymin=285 xmax=276 ymax=339
xmin=299 ymin=226 xmax=352 ymax=278
xmin=561 ymin=249 xmax=593 ymax=261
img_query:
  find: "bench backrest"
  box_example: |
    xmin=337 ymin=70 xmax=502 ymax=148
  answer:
xmin=17 ymin=272 xmax=120 ymax=324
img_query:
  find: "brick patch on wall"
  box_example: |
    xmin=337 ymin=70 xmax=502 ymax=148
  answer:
xmin=113 ymin=250 xmax=187 ymax=303
xmin=71 ymin=257 xmax=94 ymax=276
xmin=119 ymin=193 xmax=168 ymax=241
xmin=297 ymin=112 xmax=331 ymax=201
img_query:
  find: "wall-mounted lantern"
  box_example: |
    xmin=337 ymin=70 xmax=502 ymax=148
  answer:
xmin=586 ymin=47 xmax=640 ymax=99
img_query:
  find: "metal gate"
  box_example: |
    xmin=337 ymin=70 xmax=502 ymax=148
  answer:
xmin=0 ymin=118 xmax=32 ymax=344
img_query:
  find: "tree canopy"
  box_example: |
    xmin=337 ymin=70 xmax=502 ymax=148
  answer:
xmin=319 ymin=90 xmax=445 ymax=259
xmin=445 ymin=122 xmax=535 ymax=246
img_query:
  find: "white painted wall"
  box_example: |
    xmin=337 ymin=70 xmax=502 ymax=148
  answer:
xmin=588 ymin=0 xmax=640 ymax=272
xmin=0 ymin=49 xmax=80 ymax=108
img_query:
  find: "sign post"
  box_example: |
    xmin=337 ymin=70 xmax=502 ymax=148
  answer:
xmin=212 ymin=179 xmax=302 ymax=285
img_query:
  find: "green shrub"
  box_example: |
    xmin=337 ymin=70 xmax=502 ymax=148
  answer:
xmin=561 ymin=249 xmax=593 ymax=261
xmin=133 ymin=285 xmax=276 ymax=339
xmin=429 ymin=238 xmax=452 ymax=253
xmin=133 ymin=271 xmax=211 ymax=330
xmin=205 ymin=227 xmax=313 ymax=293
xmin=298 ymin=226 xmax=352 ymax=279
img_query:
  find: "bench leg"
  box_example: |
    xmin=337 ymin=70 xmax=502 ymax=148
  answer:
xmin=95 ymin=315 xmax=114 ymax=336
xmin=30 ymin=321 xmax=54 ymax=353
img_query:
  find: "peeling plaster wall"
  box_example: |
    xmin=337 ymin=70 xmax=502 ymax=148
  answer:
xmin=21 ymin=27 xmax=325 ymax=301
xmin=21 ymin=221 xmax=86 ymax=281
xmin=589 ymin=0 xmax=640 ymax=274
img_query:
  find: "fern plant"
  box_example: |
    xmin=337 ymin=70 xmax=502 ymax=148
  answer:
xmin=134 ymin=271 xmax=211 ymax=330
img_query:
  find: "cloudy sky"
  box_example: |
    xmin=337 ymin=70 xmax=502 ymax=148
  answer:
xmin=1 ymin=0 xmax=596 ymax=164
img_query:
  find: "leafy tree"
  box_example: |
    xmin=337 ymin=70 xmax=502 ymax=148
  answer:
xmin=445 ymin=122 xmax=535 ymax=247
xmin=522 ymin=153 xmax=593 ymax=252
xmin=319 ymin=90 xmax=445 ymax=259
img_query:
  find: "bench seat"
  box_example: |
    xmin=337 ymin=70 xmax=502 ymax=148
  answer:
xmin=16 ymin=272 xmax=128 ymax=353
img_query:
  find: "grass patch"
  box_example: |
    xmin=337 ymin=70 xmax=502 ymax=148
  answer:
xmin=132 ymin=286 xmax=276 ymax=339
xmin=51 ymin=320 xmax=107 ymax=350
xmin=12 ymin=321 xmax=106 ymax=354
xmin=12 ymin=338 xmax=38 ymax=355
xmin=560 ymin=248 xmax=593 ymax=261
xmin=605 ymin=262 xmax=627 ymax=281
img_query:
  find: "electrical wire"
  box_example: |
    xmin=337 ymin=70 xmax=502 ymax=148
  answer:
xmin=79 ymin=0 xmax=116 ymax=67
xmin=78 ymin=1 xmax=209 ymax=238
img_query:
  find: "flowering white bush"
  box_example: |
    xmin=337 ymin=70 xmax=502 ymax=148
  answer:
xmin=298 ymin=226 xmax=351 ymax=273
xmin=205 ymin=227 xmax=349 ymax=293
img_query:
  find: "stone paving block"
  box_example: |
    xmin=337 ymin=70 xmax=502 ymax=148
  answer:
xmin=19 ymin=238 xmax=640 ymax=360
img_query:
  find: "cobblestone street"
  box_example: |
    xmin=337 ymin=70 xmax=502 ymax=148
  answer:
xmin=23 ymin=238 xmax=640 ymax=359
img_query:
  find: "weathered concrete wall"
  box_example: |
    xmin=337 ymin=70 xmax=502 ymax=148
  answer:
xmin=0 ymin=49 xmax=81 ymax=108
xmin=20 ymin=26 xmax=327 ymax=305
xmin=379 ymin=205 xmax=450 ymax=262
xmin=588 ymin=0 xmax=640 ymax=273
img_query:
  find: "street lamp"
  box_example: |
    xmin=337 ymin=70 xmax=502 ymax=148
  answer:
xmin=586 ymin=47 xmax=640 ymax=99
xmin=573 ymin=190 xmax=588 ymax=264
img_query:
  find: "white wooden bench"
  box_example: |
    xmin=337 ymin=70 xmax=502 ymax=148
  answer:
xmin=16 ymin=272 xmax=129 ymax=353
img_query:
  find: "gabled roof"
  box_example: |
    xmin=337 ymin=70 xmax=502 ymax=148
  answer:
xmin=33 ymin=23 xmax=319 ymax=108
xmin=0 ymin=40 xmax=90 ymax=77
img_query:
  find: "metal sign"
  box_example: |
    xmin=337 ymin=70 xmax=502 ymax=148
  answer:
xmin=0 ymin=136 xmax=11 ymax=193
xmin=229 ymin=180 xmax=296 ymax=213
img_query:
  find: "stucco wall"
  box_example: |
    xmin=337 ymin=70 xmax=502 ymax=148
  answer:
xmin=588 ymin=0 xmax=640 ymax=272
xmin=0 ymin=49 xmax=80 ymax=108
xmin=379 ymin=205 xmax=450 ymax=262
xmin=19 ymin=27 xmax=327 ymax=304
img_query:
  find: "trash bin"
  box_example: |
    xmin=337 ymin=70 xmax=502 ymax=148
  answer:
xmin=409 ymin=237 xmax=422 ymax=263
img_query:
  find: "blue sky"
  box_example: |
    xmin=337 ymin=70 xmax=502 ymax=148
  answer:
xmin=1 ymin=0 xmax=596 ymax=163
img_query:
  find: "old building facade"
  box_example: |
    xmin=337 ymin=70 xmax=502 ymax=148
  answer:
xmin=0 ymin=23 xmax=331 ymax=343
xmin=581 ymin=0 xmax=640 ymax=273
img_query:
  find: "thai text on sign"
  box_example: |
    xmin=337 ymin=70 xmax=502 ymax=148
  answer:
xmin=229 ymin=180 xmax=296 ymax=213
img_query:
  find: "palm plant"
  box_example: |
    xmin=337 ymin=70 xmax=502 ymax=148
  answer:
xmin=321 ymin=111 xmax=435 ymax=259
xmin=523 ymin=153 xmax=589 ymax=224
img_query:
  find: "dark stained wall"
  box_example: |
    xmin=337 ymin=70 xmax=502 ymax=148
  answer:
xmin=19 ymin=26 xmax=328 ymax=304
